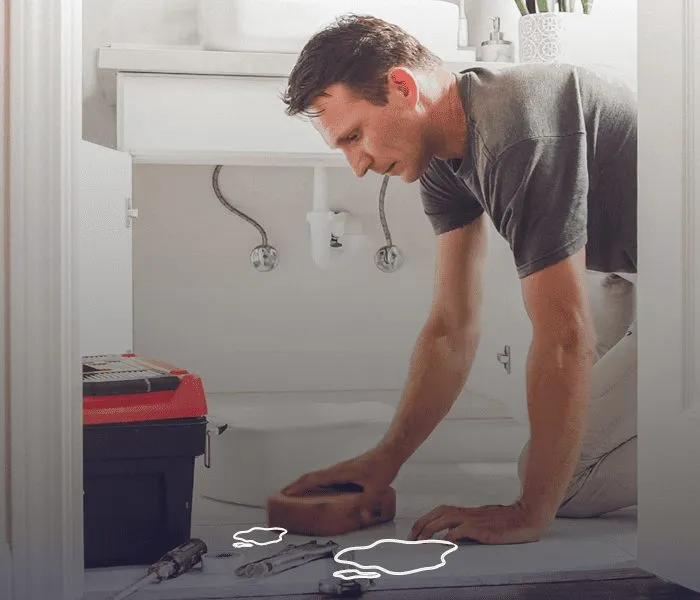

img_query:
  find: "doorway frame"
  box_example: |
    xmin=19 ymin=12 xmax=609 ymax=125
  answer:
xmin=635 ymin=0 xmax=700 ymax=591
xmin=7 ymin=0 xmax=84 ymax=599
xmin=7 ymin=0 xmax=700 ymax=599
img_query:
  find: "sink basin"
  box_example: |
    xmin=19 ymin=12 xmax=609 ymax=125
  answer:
xmin=199 ymin=0 xmax=459 ymax=59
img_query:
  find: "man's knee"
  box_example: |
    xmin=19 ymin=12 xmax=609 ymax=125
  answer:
xmin=516 ymin=437 xmax=637 ymax=519
xmin=518 ymin=440 xmax=586 ymax=512
xmin=556 ymin=436 xmax=638 ymax=518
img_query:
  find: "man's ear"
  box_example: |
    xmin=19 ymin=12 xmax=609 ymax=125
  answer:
xmin=387 ymin=67 xmax=419 ymax=106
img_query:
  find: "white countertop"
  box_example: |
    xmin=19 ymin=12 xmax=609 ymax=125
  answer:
xmin=97 ymin=43 xmax=507 ymax=79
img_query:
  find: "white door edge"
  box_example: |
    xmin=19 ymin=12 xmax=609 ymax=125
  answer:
xmin=8 ymin=0 xmax=84 ymax=599
xmin=637 ymin=0 xmax=700 ymax=593
xmin=1 ymin=0 xmax=9 ymax=556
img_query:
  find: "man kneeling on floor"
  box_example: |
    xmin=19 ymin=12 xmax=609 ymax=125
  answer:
xmin=279 ymin=15 xmax=638 ymax=545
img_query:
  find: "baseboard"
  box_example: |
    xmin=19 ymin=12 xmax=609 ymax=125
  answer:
xmin=0 ymin=542 xmax=11 ymax=600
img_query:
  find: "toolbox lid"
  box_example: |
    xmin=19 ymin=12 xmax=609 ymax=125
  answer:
xmin=83 ymin=354 xmax=208 ymax=425
xmin=83 ymin=355 xmax=181 ymax=396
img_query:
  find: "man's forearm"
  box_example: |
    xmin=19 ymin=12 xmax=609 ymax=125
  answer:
xmin=376 ymin=319 xmax=480 ymax=468
xmin=519 ymin=334 xmax=594 ymax=524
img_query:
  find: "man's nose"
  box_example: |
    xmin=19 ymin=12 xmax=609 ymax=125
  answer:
xmin=345 ymin=150 xmax=371 ymax=178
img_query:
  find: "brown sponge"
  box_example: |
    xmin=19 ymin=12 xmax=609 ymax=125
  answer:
xmin=266 ymin=485 xmax=396 ymax=537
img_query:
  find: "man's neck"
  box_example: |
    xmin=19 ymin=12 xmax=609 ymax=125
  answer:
xmin=424 ymin=70 xmax=468 ymax=161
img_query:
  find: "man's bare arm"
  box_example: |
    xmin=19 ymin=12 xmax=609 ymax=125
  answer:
xmin=518 ymin=248 xmax=598 ymax=524
xmin=376 ymin=215 xmax=489 ymax=467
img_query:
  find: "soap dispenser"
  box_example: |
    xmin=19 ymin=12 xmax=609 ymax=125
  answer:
xmin=480 ymin=17 xmax=514 ymax=63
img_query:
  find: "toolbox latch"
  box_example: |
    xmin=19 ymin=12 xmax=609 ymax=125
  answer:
xmin=204 ymin=421 xmax=228 ymax=469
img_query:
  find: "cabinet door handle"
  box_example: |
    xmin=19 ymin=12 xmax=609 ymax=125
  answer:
xmin=497 ymin=345 xmax=511 ymax=374
xmin=125 ymin=196 xmax=138 ymax=228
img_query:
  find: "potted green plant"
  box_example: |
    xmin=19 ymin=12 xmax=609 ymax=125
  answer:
xmin=513 ymin=1 xmax=593 ymax=15
xmin=515 ymin=0 xmax=595 ymax=63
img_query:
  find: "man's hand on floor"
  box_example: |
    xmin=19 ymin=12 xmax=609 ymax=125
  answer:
xmin=408 ymin=501 xmax=550 ymax=545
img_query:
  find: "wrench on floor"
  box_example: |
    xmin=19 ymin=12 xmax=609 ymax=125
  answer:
xmin=235 ymin=540 xmax=340 ymax=578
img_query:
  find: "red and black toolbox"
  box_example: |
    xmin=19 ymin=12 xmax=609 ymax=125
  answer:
xmin=82 ymin=353 xmax=208 ymax=568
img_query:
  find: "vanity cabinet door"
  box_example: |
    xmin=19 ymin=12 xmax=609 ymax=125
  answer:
xmin=79 ymin=141 xmax=134 ymax=356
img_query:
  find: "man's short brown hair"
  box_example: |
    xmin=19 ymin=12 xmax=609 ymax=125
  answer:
xmin=281 ymin=14 xmax=442 ymax=118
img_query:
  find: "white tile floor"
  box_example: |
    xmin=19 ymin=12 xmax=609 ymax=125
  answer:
xmin=84 ymin=461 xmax=637 ymax=599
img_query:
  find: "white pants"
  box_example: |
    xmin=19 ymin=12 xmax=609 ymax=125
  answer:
xmin=517 ymin=273 xmax=638 ymax=517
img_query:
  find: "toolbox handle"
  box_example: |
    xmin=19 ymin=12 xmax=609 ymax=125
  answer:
xmin=204 ymin=420 xmax=228 ymax=469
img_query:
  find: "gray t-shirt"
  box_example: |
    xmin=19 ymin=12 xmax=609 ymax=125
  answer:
xmin=420 ymin=63 xmax=637 ymax=279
